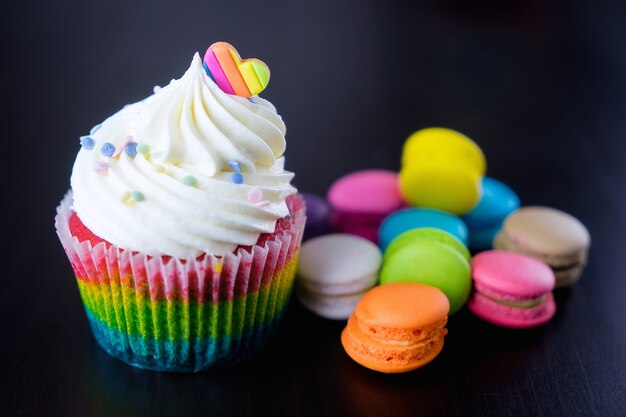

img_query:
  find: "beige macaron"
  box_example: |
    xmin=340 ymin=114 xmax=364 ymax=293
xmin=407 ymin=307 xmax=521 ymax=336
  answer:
xmin=494 ymin=206 xmax=590 ymax=287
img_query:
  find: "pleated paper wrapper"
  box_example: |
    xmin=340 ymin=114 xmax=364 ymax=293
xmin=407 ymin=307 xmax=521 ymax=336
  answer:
xmin=55 ymin=192 xmax=305 ymax=372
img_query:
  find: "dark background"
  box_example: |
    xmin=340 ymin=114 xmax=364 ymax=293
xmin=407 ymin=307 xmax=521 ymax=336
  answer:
xmin=3 ymin=0 xmax=626 ymax=416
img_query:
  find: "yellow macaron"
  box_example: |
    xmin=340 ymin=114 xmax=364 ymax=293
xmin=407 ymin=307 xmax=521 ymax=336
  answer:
xmin=401 ymin=127 xmax=486 ymax=175
xmin=399 ymin=128 xmax=485 ymax=215
xmin=399 ymin=163 xmax=482 ymax=215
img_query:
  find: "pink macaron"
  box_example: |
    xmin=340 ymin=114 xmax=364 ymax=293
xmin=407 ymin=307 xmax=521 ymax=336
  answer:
xmin=328 ymin=170 xmax=406 ymax=243
xmin=468 ymin=250 xmax=556 ymax=328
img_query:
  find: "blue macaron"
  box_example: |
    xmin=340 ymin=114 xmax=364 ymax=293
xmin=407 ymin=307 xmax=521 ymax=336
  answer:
xmin=379 ymin=208 xmax=468 ymax=251
xmin=462 ymin=177 xmax=520 ymax=250
xmin=463 ymin=177 xmax=520 ymax=228
xmin=467 ymin=221 xmax=505 ymax=251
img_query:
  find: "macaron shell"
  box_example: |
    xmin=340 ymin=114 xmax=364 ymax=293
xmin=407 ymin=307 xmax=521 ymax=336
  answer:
xmin=384 ymin=227 xmax=470 ymax=262
xmin=380 ymin=244 xmax=470 ymax=314
xmin=399 ymin=164 xmax=482 ymax=215
xmin=332 ymin=210 xmax=388 ymax=228
xmin=302 ymin=193 xmax=332 ymax=240
xmin=328 ymin=170 xmax=405 ymax=214
xmin=493 ymin=230 xmax=588 ymax=289
xmin=500 ymin=206 xmax=590 ymax=257
xmin=297 ymin=234 xmax=381 ymax=319
xmin=379 ymin=208 xmax=468 ymax=250
xmin=471 ymin=250 xmax=555 ymax=297
xmin=331 ymin=223 xmax=379 ymax=243
xmin=341 ymin=322 xmax=445 ymax=373
xmin=554 ymin=263 xmax=585 ymax=287
xmin=303 ymin=193 xmax=331 ymax=222
xmin=297 ymin=285 xmax=369 ymax=320
xmin=463 ymin=177 xmax=520 ymax=228
xmin=298 ymin=272 xmax=378 ymax=296
xmin=467 ymin=221 xmax=503 ymax=251
xmin=494 ymin=229 xmax=587 ymax=268
xmin=298 ymin=234 xmax=382 ymax=289
xmin=468 ymin=291 xmax=556 ymax=328
xmin=354 ymin=283 xmax=450 ymax=329
xmin=331 ymin=210 xmax=383 ymax=243
xmin=401 ymin=127 xmax=486 ymax=175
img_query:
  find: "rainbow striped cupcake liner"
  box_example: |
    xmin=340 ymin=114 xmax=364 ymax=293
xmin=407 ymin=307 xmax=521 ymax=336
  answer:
xmin=55 ymin=192 xmax=305 ymax=372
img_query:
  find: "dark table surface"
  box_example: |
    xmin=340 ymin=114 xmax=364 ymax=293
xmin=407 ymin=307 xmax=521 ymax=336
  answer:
xmin=3 ymin=0 xmax=626 ymax=416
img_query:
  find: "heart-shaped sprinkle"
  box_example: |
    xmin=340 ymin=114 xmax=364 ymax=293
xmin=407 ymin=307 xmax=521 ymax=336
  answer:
xmin=203 ymin=42 xmax=270 ymax=98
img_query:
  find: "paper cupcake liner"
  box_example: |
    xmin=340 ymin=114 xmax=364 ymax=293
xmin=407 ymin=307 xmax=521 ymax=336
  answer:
xmin=55 ymin=191 xmax=305 ymax=372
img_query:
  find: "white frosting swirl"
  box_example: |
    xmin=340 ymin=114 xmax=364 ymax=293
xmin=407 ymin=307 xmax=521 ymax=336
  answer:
xmin=71 ymin=53 xmax=296 ymax=258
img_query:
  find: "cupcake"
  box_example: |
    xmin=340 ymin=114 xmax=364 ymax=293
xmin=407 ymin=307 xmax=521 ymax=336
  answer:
xmin=55 ymin=43 xmax=305 ymax=372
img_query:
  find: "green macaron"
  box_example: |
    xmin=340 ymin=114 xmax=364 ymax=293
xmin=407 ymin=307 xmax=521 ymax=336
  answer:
xmin=380 ymin=228 xmax=471 ymax=314
xmin=384 ymin=227 xmax=471 ymax=261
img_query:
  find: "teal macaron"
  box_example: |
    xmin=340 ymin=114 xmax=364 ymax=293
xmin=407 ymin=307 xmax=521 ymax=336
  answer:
xmin=380 ymin=228 xmax=471 ymax=314
xmin=462 ymin=177 xmax=520 ymax=251
xmin=378 ymin=208 xmax=469 ymax=251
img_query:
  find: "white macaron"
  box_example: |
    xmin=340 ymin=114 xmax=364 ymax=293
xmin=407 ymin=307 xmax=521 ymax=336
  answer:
xmin=296 ymin=234 xmax=382 ymax=320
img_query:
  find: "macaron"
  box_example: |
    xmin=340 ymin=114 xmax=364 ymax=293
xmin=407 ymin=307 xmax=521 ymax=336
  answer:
xmin=341 ymin=282 xmax=449 ymax=373
xmin=399 ymin=163 xmax=482 ymax=215
xmin=384 ymin=227 xmax=470 ymax=263
xmin=467 ymin=222 xmax=506 ymax=252
xmin=494 ymin=206 xmax=590 ymax=287
xmin=296 ymin=234 xmax=382 ymax=320
xmin=463 ymin=177 xmax=520 ymax=228
xmin=401 ymin=127 xmax=486 ymax=175
xmin=329 ymin=222 xmax=379 ymax=243
xmin=379 ymin=207 xmax=469 ymax=251
xmin=328 ymin=170 xmax=406 ymax=243
xmin=302 ymin=193 xmax=332 ymax=241
xmin=380 ymin=228 xmax=471 ymax=314
xmin=462 ymin=177 xmax=520 ymax=251
xmin=468 ymin=250 xmax=556 ymax=328
xmin=399 ymin=128 xmax=485 ymax=215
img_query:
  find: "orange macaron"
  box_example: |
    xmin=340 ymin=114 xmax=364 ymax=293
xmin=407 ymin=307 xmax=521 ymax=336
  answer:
xmin=341 ymin=282 xmax=450 ymax=373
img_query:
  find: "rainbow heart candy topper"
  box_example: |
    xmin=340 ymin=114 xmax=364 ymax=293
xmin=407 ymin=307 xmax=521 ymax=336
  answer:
xmin=203 ymin=42 xmax=270 ymax=98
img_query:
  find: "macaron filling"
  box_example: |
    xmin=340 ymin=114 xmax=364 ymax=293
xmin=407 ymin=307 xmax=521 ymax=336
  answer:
xmin=495 ymin=231 xmax=587 ymax=269
xmin=354 ymin=317 xmax=447 ymax=345
xmin=551 ymin=260 xmax=587 ymax=271
xmin=344 ymin=317 xmax=447 ymax=365
xmin=473 ymin=281 xmax=549 ymax=306
xmin=297 ymin=275 xmax=378 ymax=296
xmin=470 ymin=291 xmax=556 ymax=323
xmin=480 ymin=292 xmax=547 ymax=308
